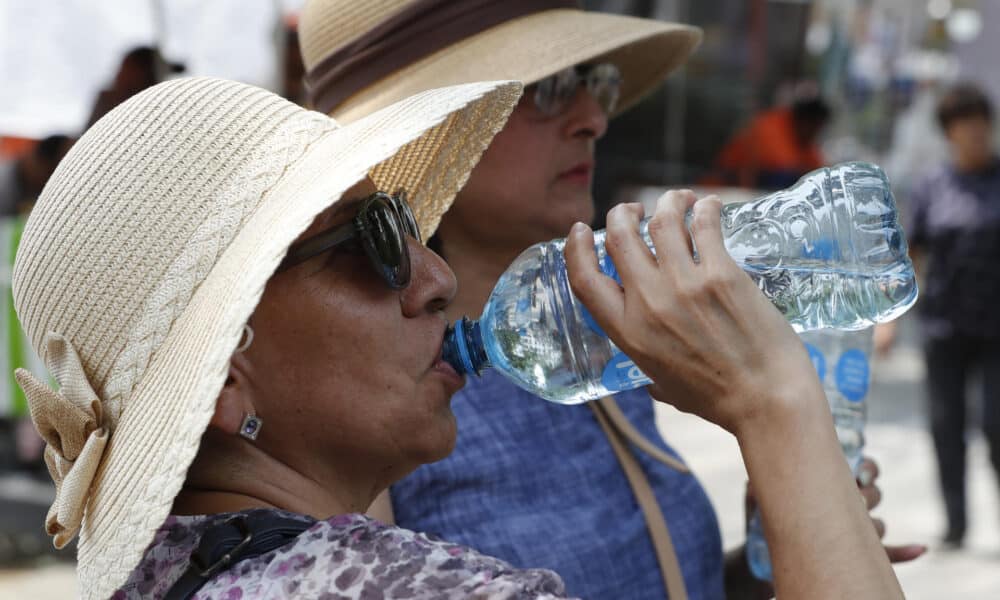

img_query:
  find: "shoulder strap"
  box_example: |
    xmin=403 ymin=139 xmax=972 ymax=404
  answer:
xmin=591 ymin=396 xmax=689 ymax=600
xmin=164 ymin=512 xmax=313 ymax=600
xmin=597 ymin=396 xmax=689 ymax=473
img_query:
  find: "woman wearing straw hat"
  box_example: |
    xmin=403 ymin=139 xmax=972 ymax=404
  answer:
xmin=13 ymin=75 xmax=517 ymax=598
xmin=12 ymin=76 xmax=903 ymax=598
xmin=298 ymin=1 xmax=923 ymax=598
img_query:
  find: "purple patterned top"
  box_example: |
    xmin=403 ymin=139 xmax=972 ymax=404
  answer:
xmin=113 ymin=509 xmax=572 ymax=599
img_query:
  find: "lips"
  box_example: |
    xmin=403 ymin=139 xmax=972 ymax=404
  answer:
xmin=432 ymin=356 xmax=464 ymax=388
xmin=431 ymin=326 xmax=465 ymax=390
xmin=558 ymin=161 xmax=594 ymax=183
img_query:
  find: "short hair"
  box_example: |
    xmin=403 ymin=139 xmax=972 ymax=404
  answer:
xmin=34 ymin=135 xmax=71 ymax=165
xmin=791 ymin=97 xmax=832 ymax=126
xmin=937 ymin=82 xmax=993 ymax=131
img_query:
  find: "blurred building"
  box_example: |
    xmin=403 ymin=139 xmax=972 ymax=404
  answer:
xmin=587 ymin=0 xmax=1000 ymax=221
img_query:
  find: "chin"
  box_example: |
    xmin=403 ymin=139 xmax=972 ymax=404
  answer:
xmin=552 ymin=192 xmax=595 ymax=224
xmin=545 ymin=210 xmax=595 ymax=239
xmin=409 ymin=412 xmax=458 ymax=466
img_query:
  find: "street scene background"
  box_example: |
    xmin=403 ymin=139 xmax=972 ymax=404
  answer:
xmin=3 ymin=0 xmax=1000 ymax=597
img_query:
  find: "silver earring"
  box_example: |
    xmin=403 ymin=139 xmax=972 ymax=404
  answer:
xmin=239 ymin=413 xmax=262 ymax=440
xmin=235 ymin=324 xmax=254 ymax=353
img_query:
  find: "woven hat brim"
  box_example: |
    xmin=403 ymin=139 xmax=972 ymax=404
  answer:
xmin=328 ymin=9 xmax=702 ymax=122
xmin=73 ymin=79 xmax=521 ymax=599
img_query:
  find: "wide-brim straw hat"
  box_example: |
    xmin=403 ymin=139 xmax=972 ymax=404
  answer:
xmin=12 ymin=76 xmax=520 ymax=599
xmin=300 ymin=0 xmax=703 ymax=122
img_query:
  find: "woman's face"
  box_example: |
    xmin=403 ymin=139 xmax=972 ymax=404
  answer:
xmin=946 ymin=115 xmax=994 ymax=168
xmin=243 ymin=179 xmax=464 ymax=485
xmin=438 ymin=84 xmax=610 ymax=252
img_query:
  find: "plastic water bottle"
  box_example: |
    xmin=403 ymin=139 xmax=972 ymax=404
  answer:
xmin=746 ymin=326 xmax=874 ymax=581
xmin=443 ymin=162 xmax=916 ymax=405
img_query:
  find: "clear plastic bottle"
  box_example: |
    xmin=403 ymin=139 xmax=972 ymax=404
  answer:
xmin=443 ymin=162 xmax=916 ymax=405
xmin=746 ymin=326 xmax=874 ymax=581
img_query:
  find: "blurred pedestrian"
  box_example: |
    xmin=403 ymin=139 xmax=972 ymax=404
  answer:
xmin=86 ymin=46 xmax=184 ymax=129
xmin=0 ymin=135 xmax=73 ymax=216
xmin=0 ymin=134 xmax=73 ymax=468
xmin=0 ymin=134 xmax=73 ymax=564
xmin=710 ymin=94 xmax=832 ymax=190
xmin=878 ymin=82 xmax=1000 ymax=549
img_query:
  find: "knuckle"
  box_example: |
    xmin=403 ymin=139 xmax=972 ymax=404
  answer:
xmin=690 ymin=199 xmax=721 ymax=231
xmin=689 ymin=211 xmax=714 ymax=234
xmin=703 ymin=271 xmax=727 ymax=295
xmin=673 ymin=277 xmax=702 ymax=302
xmin=646 ymin=212 xmax=670 ymax=237
xmin=665 ymin=192 xmax=689 ymax=214
xmin=676 ymin=188 xmax=697 ymax=202
xmin=568 ymin=269 xmax=597 ymax=295
xmin=606 ymin=202 xmax=629 ymax=223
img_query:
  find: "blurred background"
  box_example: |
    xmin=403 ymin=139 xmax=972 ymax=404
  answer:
xmin=1 ymin=0 xmax=998 ymax=597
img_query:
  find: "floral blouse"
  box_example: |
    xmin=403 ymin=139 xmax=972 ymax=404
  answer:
xmin=114 ymin=509 xmax=573 ymax=599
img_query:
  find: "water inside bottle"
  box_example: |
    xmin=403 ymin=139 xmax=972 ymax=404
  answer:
xmin=462 ymin=162 xmax=916 ymax=405
xmin=480 ymin=240 xmax=630 ymax=404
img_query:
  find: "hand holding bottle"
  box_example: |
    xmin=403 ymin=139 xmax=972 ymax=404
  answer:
xmin=563 ymin=191 xmax=825 ymax=434
xmin=564 ymin=191 xmax=904 ymax=599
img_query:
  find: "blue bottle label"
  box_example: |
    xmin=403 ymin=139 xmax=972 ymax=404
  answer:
xmin=802 ymin=237 xmax=841 ymax=261
xmin=835 ymin=348 xmax=869 ymax=402
xmin=600 ymin=351 xmax=653 ymax=391
xmin=804 ymin=342 xmax=826 ymax=382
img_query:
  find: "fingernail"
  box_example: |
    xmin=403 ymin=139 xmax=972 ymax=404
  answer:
xmin=570 ymin=222 xmax=586 ymax=236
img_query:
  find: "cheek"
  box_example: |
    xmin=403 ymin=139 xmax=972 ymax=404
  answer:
xmin=457 ymin=129 xmax=555 ymax=217
xmin=255 ymin=271 xmax=413 ymax=389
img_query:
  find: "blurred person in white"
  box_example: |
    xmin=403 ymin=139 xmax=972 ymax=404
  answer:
xmin=879 ymin=81 xmax=1000 ymax=549
xmin=0 ymin=136 xmax=73 ymax=474
xmin=299 ymin=1 xmax=925 ymax=598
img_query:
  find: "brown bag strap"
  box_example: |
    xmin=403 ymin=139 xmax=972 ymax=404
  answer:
xmin=596 ymin=396 xmax=689 ymax=473
xmin=591 ymin=397 xmax=689 ymax=600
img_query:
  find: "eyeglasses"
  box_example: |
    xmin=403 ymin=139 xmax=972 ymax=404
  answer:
xmin=531 ymin=63 xmax=622 ymax=118
xmin=277 ymin=191 xmax=421 ymax=289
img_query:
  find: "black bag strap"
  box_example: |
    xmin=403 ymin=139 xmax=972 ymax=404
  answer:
xmin=164 ymin=512 xmax=313 ymax=600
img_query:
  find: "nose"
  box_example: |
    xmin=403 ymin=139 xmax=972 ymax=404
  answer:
xmin=562 ymin=87 xmax=610 ymax=141
xmin=400 ymin=236 xmax=457 ymax=317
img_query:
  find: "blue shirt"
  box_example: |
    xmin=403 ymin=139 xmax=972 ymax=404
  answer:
xmin=908 ymin=158 xmax=1000 ymax=340
xmin=391 ymin=370 xmax=725 ymax=599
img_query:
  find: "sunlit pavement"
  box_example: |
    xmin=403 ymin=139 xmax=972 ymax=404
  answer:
xmin=656 ymin=314 xmax=1000 ymax=599
xmin=0 ymin=563 xmax=76 ymax=598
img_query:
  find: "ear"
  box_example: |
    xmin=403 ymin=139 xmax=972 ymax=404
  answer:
xmin=209 ymin=355 xmax=257 ymax=434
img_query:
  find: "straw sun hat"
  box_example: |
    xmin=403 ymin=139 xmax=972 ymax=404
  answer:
xmin=299 ymin=0 xmax=703 ymax=122
xmin=12 ymin=76 xmax=520 ymax=598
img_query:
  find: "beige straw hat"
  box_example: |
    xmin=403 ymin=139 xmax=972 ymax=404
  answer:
xmin=300 ymin=0 xmax=702 ymax=122
xmin=12 ymin=76 xmax=520 ymax=599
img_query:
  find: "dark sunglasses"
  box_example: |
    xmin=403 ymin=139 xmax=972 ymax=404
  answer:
xmin=531 ymin=63 xmax=622 ymax=118
xmin=277 ymin=191 xmax=421 ymax=289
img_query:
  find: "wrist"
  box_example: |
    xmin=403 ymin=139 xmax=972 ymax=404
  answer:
xmin=730 ymin=381 xmax=828 ymax=445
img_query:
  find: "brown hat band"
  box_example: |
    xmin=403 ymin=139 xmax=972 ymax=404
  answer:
xmin=305 ymin=0 xmax=577 ymax=114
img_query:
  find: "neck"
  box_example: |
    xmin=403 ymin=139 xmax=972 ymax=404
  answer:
xmin=441 ymin=233 xmax=524 ymax=323
xmin=172 ymin=429 xmax=378 ymax=519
